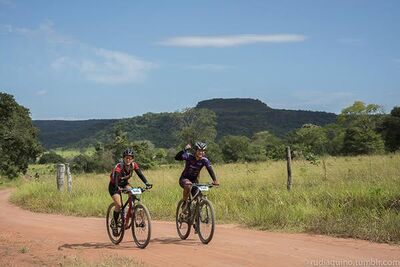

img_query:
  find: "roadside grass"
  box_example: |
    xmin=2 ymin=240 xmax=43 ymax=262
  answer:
xmin=10 ymin=154 xmax=400 ymax=243
xmin=0 ymin=175 xmax=25 ymax=189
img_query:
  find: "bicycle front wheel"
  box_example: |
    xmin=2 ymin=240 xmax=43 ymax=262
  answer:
xmin=106 ymin=203 xmax=125 ymax=244
xmin=176 ymin=199 xmax=191 ymax=239
xmin=196 ymin=199 xmax=215 ymax=244
xmin=131 ymin=204 xmax=151 ymax=249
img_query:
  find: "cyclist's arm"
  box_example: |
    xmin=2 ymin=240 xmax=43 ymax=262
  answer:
xmin=175 ymin=149 xmax=190 ymax=161
xmin=205 ymin=165 xmax=217 ymax=183
xmin=113 ymin=170 xmax=121 ymax=191
xmin=134 ymin=168 xmax=149 ymax=185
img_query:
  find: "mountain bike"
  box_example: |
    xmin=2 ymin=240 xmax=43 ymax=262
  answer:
xmin=106 ymin=186 xmax=152 ymax=249
xmin=176 ymin=183 xmax=216 ymax=244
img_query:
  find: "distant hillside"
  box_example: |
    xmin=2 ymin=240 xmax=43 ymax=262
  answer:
xmin=33 ymin=119 xmax=117 ymax=149
xmin=74 ymin=112 xmax=182 ymax=149
xmin=196 ymin=98 xmax=337 ymax=138
xmin=34 ymin=98 xmax=337 ymax=149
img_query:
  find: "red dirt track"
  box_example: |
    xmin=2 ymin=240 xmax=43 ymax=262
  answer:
xmin=1 ymin=189 xmax=399 ymax=266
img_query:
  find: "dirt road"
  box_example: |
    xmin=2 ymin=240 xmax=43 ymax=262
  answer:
xmin=1 ymin=189 xmax=399 ymax=266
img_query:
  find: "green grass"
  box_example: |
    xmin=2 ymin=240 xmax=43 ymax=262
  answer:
xmin=19 ymin=246 xmax=29 ymax=254
xmin=10 ymin=154 xmax=400 ymax=243
xmin=52 ymin=147 xmax=95 ymax=159
xmin=0 ymin=175 xmax=25 ymax=189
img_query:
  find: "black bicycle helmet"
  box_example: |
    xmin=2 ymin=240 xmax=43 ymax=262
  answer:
xmin=194 ymin=141 xmax=207 ymax=150
xmin=122 ymin=148 xmax=135 ymax=157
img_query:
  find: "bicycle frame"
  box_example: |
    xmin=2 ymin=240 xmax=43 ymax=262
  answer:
xmin=119 ymin=188 xmax=145 ymax=229
xmin=187 ymin=183 xmax=213 ymax=224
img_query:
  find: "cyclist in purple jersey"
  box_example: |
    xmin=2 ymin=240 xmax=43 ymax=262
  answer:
xmin=175 ymin=141 xmax=219 ymax=210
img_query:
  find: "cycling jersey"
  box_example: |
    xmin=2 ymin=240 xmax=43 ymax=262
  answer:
xmin=109 ymin=161 xmax=148 ymax=192
xmin=175 ymin=150 xmax=217 ymax=182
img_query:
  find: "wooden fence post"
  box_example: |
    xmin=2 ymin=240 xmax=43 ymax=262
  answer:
xmin=66 ymin=163 xmax=72 ymax=192
xmin=56 ymin=164 xmax=65 ymax=191
xmin=286 ymin=146 xmax=292 ymax=191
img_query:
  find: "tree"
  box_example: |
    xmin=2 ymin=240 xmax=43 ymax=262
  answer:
xmin=204 ymin=141 xmax=223 ymax=163
xmin=342 ymin=127 xmax=384 ymax=155
xmin=70 ymin=154 xmax=94 ymax=173
xmin=323 ymin=124 xmax=345 ymax=155
xmin=105 ymin=127 xmax=130 ymax=161
xmin=337 ymin=101 xmax=383 ymax=129
xmin=379 ymin=106 xmax=400 ymax=152
xmin=252 ymin=131 xmax=285 ymax=160
xmin=219 ymin=135 xmax=251 ymax=162
xmin=286 ymin=124 xmax=329 ymax=156
xmin=0 ymin=92 xmax=42 ymax=178
xmin=338 ymin=101 xmax=385 ymax=155
xmin=178 ymin=108 xmax=217 ymax=147
xmin=130 ymin=140 xmax=156 ymax=169
xmin=38 ymin=152 xmax=65 ymax=164
xmin=103 ymin=129 xmax=157 ymax=169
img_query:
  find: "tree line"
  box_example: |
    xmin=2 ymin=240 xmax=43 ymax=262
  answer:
xmin=34 ymin=98 xmax=337 ymax=149
xmin=1 ymin=92 xmax=399 ymax=178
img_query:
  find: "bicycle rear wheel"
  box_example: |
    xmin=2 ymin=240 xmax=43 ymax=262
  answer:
xmin=196 ymin=199 xmax=215 ymax=244
xmin=176 ymin=199 xmax=191 ymax=239
xmin=106 ymin=203 xmax=125 ymax=244
xmin=131 ymin=204 xmax=151 ymax=249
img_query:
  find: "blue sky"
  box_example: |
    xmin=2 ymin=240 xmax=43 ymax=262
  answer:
xmin=1 ymin=0 xmax=399 ymax=120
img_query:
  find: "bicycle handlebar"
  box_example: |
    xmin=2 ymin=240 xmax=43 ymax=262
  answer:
xmin=192 ymin=183 xmax=218 ymax=188
xmin=120 ymin=186 xmax=151 ymax=194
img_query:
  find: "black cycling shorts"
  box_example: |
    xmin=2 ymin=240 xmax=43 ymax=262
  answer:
xmin=108 ymin=182 xmax=119 ymax=196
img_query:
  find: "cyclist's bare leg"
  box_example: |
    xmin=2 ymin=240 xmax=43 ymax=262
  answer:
xmin=111 ymin=193 xmax=122 ymax=226
xmin=183 ymin=186 xmax=191 ymax=201
xmin=179 ymin=179 xmax=192 ymax=214
xmin=111 ymin=193 xmax=122 ymax=212
xmin=180 ymin=179 xmax=192 ymax=202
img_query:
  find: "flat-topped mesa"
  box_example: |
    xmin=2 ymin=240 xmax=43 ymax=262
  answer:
xmin=196 ymin=98 xmax=272 ymax=113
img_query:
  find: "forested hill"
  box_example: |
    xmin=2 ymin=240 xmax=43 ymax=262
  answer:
xmin=34 ymin=98 xmax=337 ymax=149
xmin=33 ymin=119 xmax=117 ymax=149
xmin=196 ymin=98 xmax=337 ymax=138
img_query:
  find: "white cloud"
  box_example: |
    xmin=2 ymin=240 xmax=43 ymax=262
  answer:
xmin=159 ymin=34 xmax=307 ymax=47
xmin=187 ymin=64 xmax=233 ymax=71
xmin=4 ymin=21 xmax=157 ymax=84
xmin=52 ymin=49 xmax=157 ymax=84
xmin=4 ymin=20 xmax=75 ymax=44
xmin=78 ymin=48 xmax=157 ymax=84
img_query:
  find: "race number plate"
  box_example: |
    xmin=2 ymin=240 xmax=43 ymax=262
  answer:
xmin=198 ymin=185 xmax=209 ymax=192
xmin=130 ymin=188 xmax=142 ymax=195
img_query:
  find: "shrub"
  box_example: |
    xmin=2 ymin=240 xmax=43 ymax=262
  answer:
xmin=38 ymin=152 xmax=66 ymax=164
